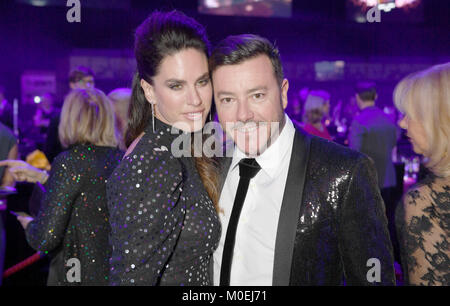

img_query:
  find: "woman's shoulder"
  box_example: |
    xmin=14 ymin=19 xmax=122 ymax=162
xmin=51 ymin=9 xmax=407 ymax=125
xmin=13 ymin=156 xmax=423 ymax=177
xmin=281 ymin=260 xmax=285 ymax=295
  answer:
xmin=123 ymin=130 xmax=179 ymax=161
xmin=117 ymin=131 xmax=184 ymax=176
xmin=402 ymin=183 xmax=431 ymax=213
xmin=401 ymin=174 xmax=450 ymax=222
xmin=123 ymin=132 xmax=145 ymax=159
xmin=52 ymin=144 xmax=122 ymax=167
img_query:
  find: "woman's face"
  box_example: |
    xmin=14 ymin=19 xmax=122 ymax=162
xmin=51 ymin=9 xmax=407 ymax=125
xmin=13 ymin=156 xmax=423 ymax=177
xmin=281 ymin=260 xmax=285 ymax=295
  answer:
xmin=399 ymin=112 xmax=429 ymax=155
xmin=142 ymin=48 xmax=212 ymax=132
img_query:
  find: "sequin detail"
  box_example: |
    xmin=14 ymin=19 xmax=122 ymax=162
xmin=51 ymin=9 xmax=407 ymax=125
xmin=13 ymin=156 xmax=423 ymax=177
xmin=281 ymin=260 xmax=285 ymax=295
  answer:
xmin=107 ymin=120 xmax=221 ymax=285
xmin=25 ymin=145 xmax=123 ymax=285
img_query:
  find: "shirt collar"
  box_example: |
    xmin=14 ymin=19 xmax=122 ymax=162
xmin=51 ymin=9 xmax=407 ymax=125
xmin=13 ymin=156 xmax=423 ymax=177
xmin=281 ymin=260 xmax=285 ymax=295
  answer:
xmin=230 ymin=114 xmax=295 ymax=179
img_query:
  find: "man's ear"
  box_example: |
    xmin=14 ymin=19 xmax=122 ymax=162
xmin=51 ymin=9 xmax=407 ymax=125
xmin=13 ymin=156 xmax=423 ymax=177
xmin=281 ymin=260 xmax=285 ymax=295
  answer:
xmin=140 ymin=79 xmax=155 ymax=104
xmin=281 ymin=78 xmax=289 ymax=110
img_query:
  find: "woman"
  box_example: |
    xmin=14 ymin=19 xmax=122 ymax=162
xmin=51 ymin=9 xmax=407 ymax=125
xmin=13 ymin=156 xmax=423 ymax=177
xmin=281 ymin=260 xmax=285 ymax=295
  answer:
xmin=394 ymin=62 xmax=450 ymax=286
xmin=106 ymin=11 xmax=221 ymax=285
xmin=107 ymin=88 xmax=132 ymax=151
xmin=0 ymin=88 xmax=123 ymax=285
xmin=301 ymin=90 xmax=333 ymax=140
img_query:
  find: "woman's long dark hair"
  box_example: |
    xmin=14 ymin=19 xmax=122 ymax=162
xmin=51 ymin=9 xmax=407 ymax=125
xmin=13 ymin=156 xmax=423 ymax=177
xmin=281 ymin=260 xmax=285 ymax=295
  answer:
xmin=126 ymin=10 xmax=220 ymax=212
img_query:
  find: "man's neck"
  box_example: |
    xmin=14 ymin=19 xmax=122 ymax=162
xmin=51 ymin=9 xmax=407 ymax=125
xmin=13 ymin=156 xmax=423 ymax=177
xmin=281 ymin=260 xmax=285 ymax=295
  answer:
xmin=360 ymin=102 xmax=375 ymax=110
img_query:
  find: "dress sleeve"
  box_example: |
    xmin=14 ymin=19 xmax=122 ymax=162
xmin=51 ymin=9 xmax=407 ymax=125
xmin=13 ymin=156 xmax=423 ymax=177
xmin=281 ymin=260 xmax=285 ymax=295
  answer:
xmin=396 ymin=187 xmax=449 ymax=286
xmin=25 ymin=152 xmax=81 ymax=253
xmin=107 ymin=150 xmax=187 ymax=285
xmin=339 ymin=155 xmax=396 ymax=285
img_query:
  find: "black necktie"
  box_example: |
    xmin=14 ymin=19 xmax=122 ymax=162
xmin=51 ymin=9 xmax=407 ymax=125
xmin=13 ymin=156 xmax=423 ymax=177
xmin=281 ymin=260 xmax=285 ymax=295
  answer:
xmin=220 ymin=158 xmax=261 ymax=286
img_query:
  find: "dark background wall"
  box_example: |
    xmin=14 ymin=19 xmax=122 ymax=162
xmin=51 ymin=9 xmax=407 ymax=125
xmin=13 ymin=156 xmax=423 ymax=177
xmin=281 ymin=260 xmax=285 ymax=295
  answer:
xmin=0 ymin=0 xmax=449 ymax=108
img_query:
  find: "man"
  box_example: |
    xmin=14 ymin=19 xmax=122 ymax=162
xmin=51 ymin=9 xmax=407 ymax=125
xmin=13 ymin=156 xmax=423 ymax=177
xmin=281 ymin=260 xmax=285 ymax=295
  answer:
xmin=44 ymin=66 xmax=95 ymax=163
xmin=210 ymin=34 xmax=395 ymax=285
xmin=349 ymin=82 xmax=398 ymax=192
xmin=348 ymin=82 xmax=400 ymax=263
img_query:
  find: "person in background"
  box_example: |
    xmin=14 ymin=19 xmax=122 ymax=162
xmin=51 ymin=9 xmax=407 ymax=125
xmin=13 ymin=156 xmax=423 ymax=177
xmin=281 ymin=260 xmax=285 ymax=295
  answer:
xmin=0 ymin=88 xmax=122 ymax=285
xmin=33 ymin=92 xmax=59 ymax=136
xmin=348 ymin=81 xmax=400 ymax=264
xmin=394 ymin=62 xmax=450 ymax=286
xmin=0 ymin=122 xmax=18 ymax=286
xmin=0 ymin=85 xmax=13 ymax=129
xmin=44 ymin=66 xmax=95 ymax=164
xmin=107 ymin=88 xmax=131 ymax=151
xmin=301 ymin=90 xmax=333 ymax=141
xmin=349 ymin=81 xmax=398 ymax=191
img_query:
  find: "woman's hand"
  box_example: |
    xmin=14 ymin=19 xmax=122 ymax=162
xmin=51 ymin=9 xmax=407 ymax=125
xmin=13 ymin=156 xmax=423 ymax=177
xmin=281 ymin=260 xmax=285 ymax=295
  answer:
xmin=0 ymin=160 xmax=49 ymax=184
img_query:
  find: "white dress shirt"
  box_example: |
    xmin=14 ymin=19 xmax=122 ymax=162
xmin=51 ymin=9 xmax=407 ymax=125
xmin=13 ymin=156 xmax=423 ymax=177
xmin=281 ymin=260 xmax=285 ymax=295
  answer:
xmin=213 ymin=114 xmax=296 ymax=286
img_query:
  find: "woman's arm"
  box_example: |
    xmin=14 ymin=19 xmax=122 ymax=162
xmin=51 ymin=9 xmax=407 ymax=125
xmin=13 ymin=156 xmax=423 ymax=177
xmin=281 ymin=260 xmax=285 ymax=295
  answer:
xmin=25 ymin=153 xmax=81 ymax=252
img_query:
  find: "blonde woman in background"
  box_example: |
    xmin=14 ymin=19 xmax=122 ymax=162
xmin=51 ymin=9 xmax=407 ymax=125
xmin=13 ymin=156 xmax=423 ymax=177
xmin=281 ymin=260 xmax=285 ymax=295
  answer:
xmin=0 ymin=88 xmax=123 ymax=285
xmin=394 ymin=62 xmax=450 ymax=286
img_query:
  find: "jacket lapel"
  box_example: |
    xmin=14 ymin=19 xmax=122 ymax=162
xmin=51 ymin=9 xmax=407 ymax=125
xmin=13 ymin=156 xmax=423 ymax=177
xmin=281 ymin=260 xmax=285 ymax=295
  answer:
xmin=272 ymin=127 xmax=311 ymax=285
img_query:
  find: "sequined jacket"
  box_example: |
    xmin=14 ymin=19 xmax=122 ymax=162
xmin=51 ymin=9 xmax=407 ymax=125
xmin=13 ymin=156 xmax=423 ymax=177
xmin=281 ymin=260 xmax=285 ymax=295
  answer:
xmin=219 ymin=124 xmax=396 ymax=285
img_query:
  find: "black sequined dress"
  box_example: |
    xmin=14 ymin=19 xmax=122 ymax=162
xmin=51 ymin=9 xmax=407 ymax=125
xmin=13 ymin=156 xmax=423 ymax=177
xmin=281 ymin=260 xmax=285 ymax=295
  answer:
xmin=107 ymin=119 xmax=221 ymax=286
xmin=25 ymin=144 xmax=123 ymax=285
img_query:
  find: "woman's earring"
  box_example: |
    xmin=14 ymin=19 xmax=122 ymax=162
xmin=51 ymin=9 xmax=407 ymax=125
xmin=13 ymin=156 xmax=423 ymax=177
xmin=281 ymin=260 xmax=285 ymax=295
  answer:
xmin=151 ymin=103 xmax=155 ymax=133
xmin=209 ymin=112 xmax=212 ymax=122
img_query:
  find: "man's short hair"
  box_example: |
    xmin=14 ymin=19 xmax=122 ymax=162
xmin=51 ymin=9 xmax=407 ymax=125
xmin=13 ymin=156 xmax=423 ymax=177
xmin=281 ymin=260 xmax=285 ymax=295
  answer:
xmin=355 ymin=81 xmax=377 ymax=102
xmin=68 ymin=66 xmax=95 ymax=84
xmin=209 ymin=34 xmax=284 ymax=86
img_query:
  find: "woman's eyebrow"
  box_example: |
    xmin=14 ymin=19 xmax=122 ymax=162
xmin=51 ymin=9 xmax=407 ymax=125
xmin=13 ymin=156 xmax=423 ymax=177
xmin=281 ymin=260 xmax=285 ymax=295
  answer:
xmin=165 ymin=72 xmax=209 ymax=84
xmin=196 ymin=72 xmax=210 ymax=81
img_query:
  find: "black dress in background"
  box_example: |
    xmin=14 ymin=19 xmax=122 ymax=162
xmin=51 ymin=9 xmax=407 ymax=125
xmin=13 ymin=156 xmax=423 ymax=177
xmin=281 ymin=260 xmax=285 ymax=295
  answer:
xmin=25 ymin=144 xmax=123 ymax=285
xmin=107 ymin=119 xmax=221 ymax=286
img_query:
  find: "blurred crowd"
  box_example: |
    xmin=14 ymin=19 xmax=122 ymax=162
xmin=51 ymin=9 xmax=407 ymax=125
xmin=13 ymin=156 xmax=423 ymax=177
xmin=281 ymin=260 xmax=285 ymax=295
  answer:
xmin=0 ymin=60 xmax=449 ymax=286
